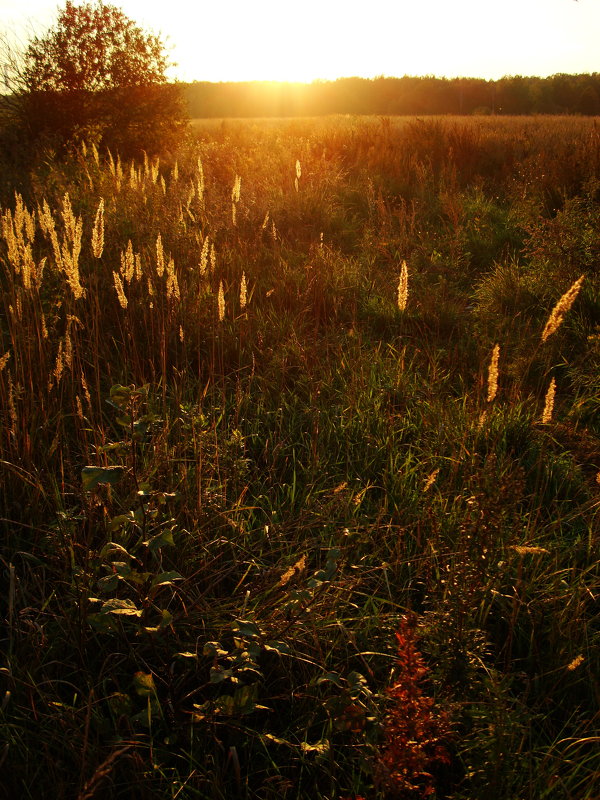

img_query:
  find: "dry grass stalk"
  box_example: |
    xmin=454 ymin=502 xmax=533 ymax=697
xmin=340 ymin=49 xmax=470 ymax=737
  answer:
xmin=63 ymin=217 xmax=85 ymax=299
xmin=397 ymin=260 xmax=408 ymax=311
xmin=541 ymin=275 xmax=585 ymax=342
xmin=113 ymin=272 xmax=128 ymax=309
xmin=62 ymin=192 xmax=77 ymax=242
xmin=566 ymin=655 xmax=585 ymax=672
xmin=217 ymin=281 xmax=225 ymax=322
xmin=231 ymin=175 xmax=241 ymax=226
xmin=423 ymin=469 xmax=440 ymax=492
xmin=91 ymin=199 xmax=104 ymax=258
xmin=279 ymin=554 xmax=307 ymax=586
xmin=7 ymin=374 xmax=17 ymax=429
xmin=199 ymin=236 xmax=210 ymax=276
xmin=232 ymin=175 xmax=241 ymax=203
xmin=295 ymin=159 xmax=301 ymax=192
xmin=166 ymin=257 xmax=180 ymax=301
xmin=156 ymin=233 xmax=165 ymax=277
xmin=487 ymin=344 xmax=500 ymax=403
xmin=197 ymin=158 xmax=205 ymax=206
xmin=541 ymin=377 xmax=556 ymax=424
xmin=240 ymin=272 xmax=247 ymax=310
xmin=120 ymin=240 xmax=134 ymax=282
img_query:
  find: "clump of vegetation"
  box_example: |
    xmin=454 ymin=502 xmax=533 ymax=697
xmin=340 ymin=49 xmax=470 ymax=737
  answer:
xmin=0 ymin=110 xmax=599 ymax=799
xmin=1 ymin=0 xmax=187 ymax=165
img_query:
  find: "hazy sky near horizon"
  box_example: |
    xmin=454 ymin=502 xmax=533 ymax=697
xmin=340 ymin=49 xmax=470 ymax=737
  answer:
xmin=1 ymin=0 xmax=599 ymax=82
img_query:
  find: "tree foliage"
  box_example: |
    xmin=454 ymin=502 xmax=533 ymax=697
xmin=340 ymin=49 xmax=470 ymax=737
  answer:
xmin=13 ymin=1 xmax=187 ymax=156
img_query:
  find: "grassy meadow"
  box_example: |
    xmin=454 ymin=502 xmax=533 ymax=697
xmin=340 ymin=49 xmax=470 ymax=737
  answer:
xmin=1 ymin=115 xmax=599 ymax=799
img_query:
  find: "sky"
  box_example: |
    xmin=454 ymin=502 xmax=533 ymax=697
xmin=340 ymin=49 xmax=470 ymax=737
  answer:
xmin=1 ymin=0 xmax=599 ymax=83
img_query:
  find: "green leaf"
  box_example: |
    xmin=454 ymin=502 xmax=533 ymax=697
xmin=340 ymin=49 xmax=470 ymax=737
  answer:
xmin=232 ymin=619 xmax=261 ymax=638
xmin=82 ymin=465 xmax=126 ymax=491
xmin=300 ymin=739 xmax=330 ymax=755
xmin=264 ymin=640 xmax=291 ymax=656
xmin=203 ymin=641 xmax=227 ymax=658
xmin=108 ymin=692 xmax=132 ymax=718
xmin=100 ymin=598 xmax=142 ymax=616
xmin=317 ymin=671 xmax=343 ymax=688
xmin=97 ymin=574 xmax=119 ymax=593
xmin=150 ymin=571 xmax=183 ymax=588
xmin=145 ymin=529 xmax=175 ymax=553
xmin=99 ymin=541 xmax=132 ymax=559
xmin=133 ymin=671 xmax=156 ymax=697
xmin=210 ymin=666 xmax=234 ymax=683
xmin=107 ymin=514 xmax=136 ymax=533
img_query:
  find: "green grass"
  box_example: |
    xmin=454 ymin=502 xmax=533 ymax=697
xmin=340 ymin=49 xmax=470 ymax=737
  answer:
xmin=1 ymin=115 xmax=599 ymax=799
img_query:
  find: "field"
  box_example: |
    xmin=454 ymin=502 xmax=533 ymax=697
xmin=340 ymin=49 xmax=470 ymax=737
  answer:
xmin=1 ymin=115 xmax=599 ymax=799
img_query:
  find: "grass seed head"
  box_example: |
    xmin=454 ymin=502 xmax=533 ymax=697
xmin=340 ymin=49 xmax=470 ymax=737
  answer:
xmin=487 ymin=344 xmax=500 ymax=403
xmin=541 ymin=376 xmax=556 ymax=424
xmin=91 ymin=198 xmax=104 ymax=258
xmin=541 ymin=275 xmax=585 ymax=342
xmin=397 ymin=260 xmax=408 ymax=311
xmin=218 ymin=281 xmax=225 ymax=321
xmin=240 ymin=271 xmax=247 ymax=310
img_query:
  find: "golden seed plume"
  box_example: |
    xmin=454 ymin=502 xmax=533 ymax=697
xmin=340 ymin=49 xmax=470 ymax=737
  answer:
xmin=232 ymin=175 xmax=241 ymax=203
xmin=541 ymin=275 xmax=585 ymax=342
xmin=156 ymin=233 xmax=165 ymax=277
xmin=113 ymin=272 xmax=128 ymax=309
xmin=566 ymin=654 xmax=585 ymax=672
xmin=166 ymin=258 xmax=180 ymax=301
xmin=81 ymin=371 xmax=91 ymax=408
xmin=240 ymin=271 xmax=247 ymax=310
xmin=423 ymin=468 xmax=440 ymax=492
xmin=54 ymin=340 xmax=64 ymax=383
xmin=510 ymin=545 xmax=550 ymax=555
xmin=7 ymin=374 xmax=17 ymax=429
xmin=91 ymin=198 xmax=104 ymax=258
xmin=120 ymin=240 xmax=135 ymax=282
xmin=199 ymin=236 xmax=210 ymax=276
xmin=231 ymin=176 xmax=241 ymax=226
xmin=279 ymin=554 xmax=307 ymax=586
xmin=197 ymin=158 xmax=205 ymax=207
xmin=397 ymin=260 xmax=409 ymax=312
xmin=61 ymin=193 xmax=76 ymax=243
xmin=487 ymin=344 xmax=500 ymax=403
xmin=217 ymin=281 xmax=225 ymax=322
xmin=541 ymin=377 xmax=556 ymax=424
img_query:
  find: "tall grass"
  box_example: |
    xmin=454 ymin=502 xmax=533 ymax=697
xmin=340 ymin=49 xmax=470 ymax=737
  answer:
xmin=1 ymin=116 xmax=599 ymax=799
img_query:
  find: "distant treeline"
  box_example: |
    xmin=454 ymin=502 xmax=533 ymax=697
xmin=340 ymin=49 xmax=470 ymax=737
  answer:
xmin=184 ymin=74 xmax=600 ymax=118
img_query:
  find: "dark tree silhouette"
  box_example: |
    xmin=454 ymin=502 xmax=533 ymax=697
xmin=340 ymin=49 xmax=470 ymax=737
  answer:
xmin=13 ymin=1 xmax=187 ymax=155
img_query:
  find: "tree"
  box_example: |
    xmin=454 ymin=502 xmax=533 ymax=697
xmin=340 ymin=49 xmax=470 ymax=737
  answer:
xmin=11 ymin=1 xmax=187 ymax=156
